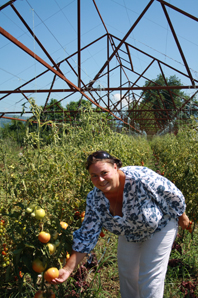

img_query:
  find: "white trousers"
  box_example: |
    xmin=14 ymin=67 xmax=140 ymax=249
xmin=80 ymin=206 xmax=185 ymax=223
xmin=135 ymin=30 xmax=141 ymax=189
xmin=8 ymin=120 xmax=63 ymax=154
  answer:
xmin=117 ymin=219 xmax=178 ymax=298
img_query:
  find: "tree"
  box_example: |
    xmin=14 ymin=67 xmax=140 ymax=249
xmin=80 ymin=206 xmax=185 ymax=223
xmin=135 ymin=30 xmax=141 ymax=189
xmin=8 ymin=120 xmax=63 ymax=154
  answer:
xmin=66 ymin=99 xmax=117 ymax=130
xmin=42 ymin=98 xmax=65 ymax=122
xmin=65 ymin=98 xmax=92 ymax=123
xmin=0 ymin=118 xmax=26 ymax=145
xmin=127 ymin=74 xmax=198 ymax=133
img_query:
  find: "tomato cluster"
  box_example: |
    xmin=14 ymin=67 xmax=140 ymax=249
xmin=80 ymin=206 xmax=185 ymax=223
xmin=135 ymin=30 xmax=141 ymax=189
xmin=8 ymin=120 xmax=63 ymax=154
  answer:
xmin=0 ymin=220 xmax=10 ymax=268
xmin=1 ymin=204 xmax=73 ymax=298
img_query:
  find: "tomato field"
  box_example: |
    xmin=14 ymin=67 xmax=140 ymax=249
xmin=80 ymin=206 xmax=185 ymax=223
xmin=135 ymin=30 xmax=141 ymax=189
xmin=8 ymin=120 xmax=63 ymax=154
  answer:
xmin=0 ymin=102 xmax=198 ymax=297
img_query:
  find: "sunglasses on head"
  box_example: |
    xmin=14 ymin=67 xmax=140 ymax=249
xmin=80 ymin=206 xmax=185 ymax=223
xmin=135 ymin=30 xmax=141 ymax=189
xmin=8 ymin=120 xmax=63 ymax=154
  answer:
xmin=86 ymin=151 xmax=111 ymax=164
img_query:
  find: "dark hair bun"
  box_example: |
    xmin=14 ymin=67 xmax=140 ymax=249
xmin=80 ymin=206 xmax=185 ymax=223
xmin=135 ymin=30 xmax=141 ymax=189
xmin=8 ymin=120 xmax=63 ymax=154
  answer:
xmin=113 ymin=158 xmax=122 ymax=168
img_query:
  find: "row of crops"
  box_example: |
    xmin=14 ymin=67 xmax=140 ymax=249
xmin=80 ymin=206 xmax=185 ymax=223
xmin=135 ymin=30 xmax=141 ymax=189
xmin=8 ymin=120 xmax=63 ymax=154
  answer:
xmin=0 ymin=100 xmax=198 ymax=297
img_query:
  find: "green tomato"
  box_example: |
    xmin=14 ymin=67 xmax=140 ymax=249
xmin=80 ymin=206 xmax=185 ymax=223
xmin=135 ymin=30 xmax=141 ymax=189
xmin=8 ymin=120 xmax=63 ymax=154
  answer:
xmin=46 ymin=243 xmax=56 ymax=255
xmin=51 ymin=230 xmax=59 ymax=240
xmin=54 ymin=240 xmax=60 ymax=247
xmin=26 ymin=207 xmax=33 ymax=213
xmin=32 ymin=258 xmax=47 ymax=273
xmin=35 ymin=208 xmax=46 ymax=220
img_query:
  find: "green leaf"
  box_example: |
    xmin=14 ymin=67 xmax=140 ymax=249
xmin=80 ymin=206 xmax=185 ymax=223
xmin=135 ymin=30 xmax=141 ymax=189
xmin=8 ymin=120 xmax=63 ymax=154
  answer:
xmin=5 ymin=265 xmax=11 ymax=282
xmin=13 ymin=248 xmax=24 ymax=255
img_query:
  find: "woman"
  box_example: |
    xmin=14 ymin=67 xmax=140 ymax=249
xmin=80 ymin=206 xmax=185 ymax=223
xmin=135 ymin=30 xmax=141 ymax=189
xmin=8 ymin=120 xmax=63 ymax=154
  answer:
xmin=52 ymin=151 xmax=190 ymax=298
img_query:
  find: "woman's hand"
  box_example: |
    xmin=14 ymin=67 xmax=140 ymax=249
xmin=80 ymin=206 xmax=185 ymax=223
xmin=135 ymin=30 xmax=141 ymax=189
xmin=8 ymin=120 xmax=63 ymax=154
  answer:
xmin=51 ymin=268 xmax=71 ymax=284
xmin=51 ymin=250 xmax=87 ymax=284
xmin=178 ymin=212 xmax=190 ymax=230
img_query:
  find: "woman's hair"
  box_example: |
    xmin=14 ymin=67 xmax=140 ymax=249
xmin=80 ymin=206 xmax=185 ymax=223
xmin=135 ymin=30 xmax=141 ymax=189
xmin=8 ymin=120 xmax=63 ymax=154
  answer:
xmin=86 ymin=150 xmax=122 ymax=170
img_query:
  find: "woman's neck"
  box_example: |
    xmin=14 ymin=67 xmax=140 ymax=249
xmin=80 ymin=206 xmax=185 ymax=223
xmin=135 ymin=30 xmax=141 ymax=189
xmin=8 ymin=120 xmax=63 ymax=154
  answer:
xmin=104 ymin=170 xmax=125 ymax=201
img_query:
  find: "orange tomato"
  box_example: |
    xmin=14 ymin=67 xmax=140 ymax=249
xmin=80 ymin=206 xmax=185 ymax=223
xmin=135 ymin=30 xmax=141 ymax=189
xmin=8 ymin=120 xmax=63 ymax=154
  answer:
xmin=60 ymin=221 xmax=68 ymax=230
xmin=32 ymin=258 xmax=47 ymax=273
xmin=34 ymin=290 xmax=44 ymax=298
xmin=48 ymin=290 xmax=55 ymax=298
xmin=38 ymin=231 xmax=51 ymax=243
xmin=34 ymin=290 xmax=55 ymax=298
xmin=44 ymin=267 xmax=59 ymax=282
xmin=81 ymin=211 xmax=85 ymax=218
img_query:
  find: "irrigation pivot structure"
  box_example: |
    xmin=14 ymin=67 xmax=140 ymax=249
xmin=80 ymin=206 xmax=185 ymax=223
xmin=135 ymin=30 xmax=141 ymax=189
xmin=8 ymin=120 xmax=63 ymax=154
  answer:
xmin=0 ymin=0 xmax=197 ymax=135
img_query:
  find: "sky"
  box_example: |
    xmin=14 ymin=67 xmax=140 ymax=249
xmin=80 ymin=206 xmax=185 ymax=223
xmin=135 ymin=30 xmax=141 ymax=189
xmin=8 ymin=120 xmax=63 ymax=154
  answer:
xmin=0 ymin=0 xmax=198 ymax=117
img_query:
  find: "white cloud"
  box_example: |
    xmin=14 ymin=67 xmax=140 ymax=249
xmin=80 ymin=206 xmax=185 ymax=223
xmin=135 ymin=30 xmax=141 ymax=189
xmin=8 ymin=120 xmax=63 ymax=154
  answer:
xmin=111 ymin=93 xmax=129 ymax=108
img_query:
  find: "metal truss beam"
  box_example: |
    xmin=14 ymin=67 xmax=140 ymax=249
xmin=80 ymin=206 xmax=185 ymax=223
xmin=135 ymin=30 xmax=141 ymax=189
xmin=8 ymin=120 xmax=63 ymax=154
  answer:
xmin=0 ymin=0 xmax=197 ymax=135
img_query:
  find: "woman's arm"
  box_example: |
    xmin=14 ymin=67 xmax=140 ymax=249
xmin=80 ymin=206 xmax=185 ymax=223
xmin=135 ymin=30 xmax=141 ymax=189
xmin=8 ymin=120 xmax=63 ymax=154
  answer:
xmin=51 ymin=250 xmax=87 ymax=284
xmin=178 ymin=212 xmax=190 ymax=230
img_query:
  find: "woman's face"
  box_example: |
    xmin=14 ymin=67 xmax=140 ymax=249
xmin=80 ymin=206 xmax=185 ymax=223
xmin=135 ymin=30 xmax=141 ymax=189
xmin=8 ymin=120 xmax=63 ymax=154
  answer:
xmin=89 ymin=161 xmax=119 ymax=194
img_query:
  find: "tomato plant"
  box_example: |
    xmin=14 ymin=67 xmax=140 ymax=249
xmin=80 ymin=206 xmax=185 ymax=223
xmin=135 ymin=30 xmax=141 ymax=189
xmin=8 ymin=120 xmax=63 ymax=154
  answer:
xmin=151 ymin=119 xmax=198 ymax=231
xmin=1 ymin=99 xmax=197 ymax=297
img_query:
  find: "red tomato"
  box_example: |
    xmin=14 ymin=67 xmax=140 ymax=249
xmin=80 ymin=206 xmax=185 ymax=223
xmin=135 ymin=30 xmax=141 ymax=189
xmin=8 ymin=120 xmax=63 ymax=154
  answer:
xmin=74 ymin=211 xmax=80 ymax=217
xmin=100 ymin=232 xmax=105 ymax=237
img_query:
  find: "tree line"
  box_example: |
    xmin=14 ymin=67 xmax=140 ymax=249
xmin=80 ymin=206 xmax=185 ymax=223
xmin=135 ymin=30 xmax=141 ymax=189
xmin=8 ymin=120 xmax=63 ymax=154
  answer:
xmin=0 ymin=74 xmax=197 ymax=145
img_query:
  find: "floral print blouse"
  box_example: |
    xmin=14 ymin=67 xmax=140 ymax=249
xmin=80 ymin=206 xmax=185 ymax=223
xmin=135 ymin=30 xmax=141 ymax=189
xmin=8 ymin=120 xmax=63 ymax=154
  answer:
xmin=72 ymin=166 xmax=186 ymax=253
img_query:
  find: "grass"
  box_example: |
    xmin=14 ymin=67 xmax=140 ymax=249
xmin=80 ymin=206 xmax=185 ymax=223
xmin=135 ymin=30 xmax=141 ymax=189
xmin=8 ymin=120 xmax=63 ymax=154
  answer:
xmin=62 ymin=227 xmax=197 ymax=298
xmin=88 ymin=234 xmax=121 ymax=298
xmin=82 ymin=229 xmax=198 ymax=298
xmin=164 ymin=229 xmax=198 ymax=297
